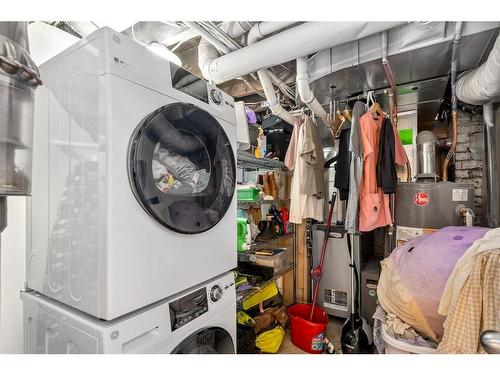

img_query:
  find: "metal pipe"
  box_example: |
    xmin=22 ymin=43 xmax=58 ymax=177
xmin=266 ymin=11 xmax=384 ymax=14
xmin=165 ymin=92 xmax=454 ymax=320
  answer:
xmin=381 ymin=31 xmax=412 ymax=182
xmin=443 ymin=22 xmax=463 ymax=181
xmin=204 ymin=21 xmax=405 ymax=84
xmin=483 ymin=104 xmax=499 ymax=228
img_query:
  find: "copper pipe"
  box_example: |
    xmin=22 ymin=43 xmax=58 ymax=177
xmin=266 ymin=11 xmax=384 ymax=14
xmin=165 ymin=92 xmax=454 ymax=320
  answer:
xmin=443 ymin=110 xmax=458 ymax=181
xmin=443 ymin=22 xmax=462 ymax=181
xmin=382 ymin=31 xmax=412 ymax=182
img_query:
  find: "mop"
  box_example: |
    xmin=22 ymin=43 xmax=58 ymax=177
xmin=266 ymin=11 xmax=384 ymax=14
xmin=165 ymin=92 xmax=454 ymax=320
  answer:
xmin=309 ymin=191 xmax=337 ymax=321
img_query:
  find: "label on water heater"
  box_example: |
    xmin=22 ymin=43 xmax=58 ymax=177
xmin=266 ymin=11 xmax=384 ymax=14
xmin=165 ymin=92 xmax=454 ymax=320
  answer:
xmin=452 ymin=189 xmax=468 ymax=201
xmin=413 ymin=192 xmax=430 ymax=207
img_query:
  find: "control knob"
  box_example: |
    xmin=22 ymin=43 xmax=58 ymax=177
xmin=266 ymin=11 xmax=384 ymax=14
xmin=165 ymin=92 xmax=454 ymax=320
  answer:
xmin=210 ymin=285 xmax=223 ymax=302
xmin=210 ymin=88 xmax=223 ymax=105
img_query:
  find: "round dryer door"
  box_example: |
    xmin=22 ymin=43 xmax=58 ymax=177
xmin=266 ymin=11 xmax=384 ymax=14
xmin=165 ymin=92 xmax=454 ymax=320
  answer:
xmin=171 ymin=327 xmax=235 ymax=354
xmin=128 ymin=102 xmax=235 ymax=234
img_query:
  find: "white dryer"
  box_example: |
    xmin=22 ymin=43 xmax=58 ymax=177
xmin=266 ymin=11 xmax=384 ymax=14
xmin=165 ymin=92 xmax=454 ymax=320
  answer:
xmin=28 ymin=27 xmax=237 ymax=320
xmin=22 ymin=272 xmax=236 ymax=354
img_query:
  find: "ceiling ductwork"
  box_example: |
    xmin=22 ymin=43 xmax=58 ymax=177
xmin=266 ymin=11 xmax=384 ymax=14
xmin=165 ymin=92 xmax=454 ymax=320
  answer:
xmin=200 ymin=21 xmax=406 ymax=84
xmin=456 ymin=33 xmax=500 ymax=105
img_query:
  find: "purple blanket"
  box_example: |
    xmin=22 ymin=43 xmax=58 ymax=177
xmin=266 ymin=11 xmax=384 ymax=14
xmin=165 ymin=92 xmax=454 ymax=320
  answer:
xmin=390 ymin=226 xmax=489 ymax=338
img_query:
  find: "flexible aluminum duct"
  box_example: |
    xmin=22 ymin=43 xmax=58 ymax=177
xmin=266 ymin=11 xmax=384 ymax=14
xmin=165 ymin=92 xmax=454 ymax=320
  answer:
xmin=0 ymin=22 xmax=41 ymax=196
xmin=456 ymin=33 xmax=500 ymax=105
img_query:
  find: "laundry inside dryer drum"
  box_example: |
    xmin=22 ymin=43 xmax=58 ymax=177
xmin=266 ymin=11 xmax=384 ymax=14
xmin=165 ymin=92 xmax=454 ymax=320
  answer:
xmin=128 ymin=102 xmax=235 ymax=234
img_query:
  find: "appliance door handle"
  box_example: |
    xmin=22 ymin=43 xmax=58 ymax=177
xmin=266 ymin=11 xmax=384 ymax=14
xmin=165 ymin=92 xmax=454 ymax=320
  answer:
xmin=122 ymin=326 xmax=160 ymax=353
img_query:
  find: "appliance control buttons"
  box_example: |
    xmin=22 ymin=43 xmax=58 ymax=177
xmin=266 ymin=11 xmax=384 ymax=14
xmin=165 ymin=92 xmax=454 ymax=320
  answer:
xmin=210 ymin=285 xmax=223 ymax=302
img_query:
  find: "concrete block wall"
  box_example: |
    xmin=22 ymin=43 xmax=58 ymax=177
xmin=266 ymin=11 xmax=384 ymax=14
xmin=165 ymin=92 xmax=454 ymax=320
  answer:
xmin=454 ymin=110 xmax=484 ymax=225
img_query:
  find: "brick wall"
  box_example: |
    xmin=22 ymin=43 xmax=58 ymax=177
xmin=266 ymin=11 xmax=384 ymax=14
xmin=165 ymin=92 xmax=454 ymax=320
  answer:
xmin=454 ymin=110 xmax=484 ymax=225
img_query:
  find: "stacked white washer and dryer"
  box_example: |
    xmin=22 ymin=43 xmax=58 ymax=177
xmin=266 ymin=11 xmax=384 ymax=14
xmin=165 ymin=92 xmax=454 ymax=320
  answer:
xmin=23 ymin=27 xmax=237 ymax=353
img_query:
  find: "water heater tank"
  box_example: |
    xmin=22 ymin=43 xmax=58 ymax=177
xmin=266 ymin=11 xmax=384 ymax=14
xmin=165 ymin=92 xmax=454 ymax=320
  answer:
xmin=0 ymin=22 xmax=42 ymax=195
xmin=395 ymin=181 xmax=475 ymax=245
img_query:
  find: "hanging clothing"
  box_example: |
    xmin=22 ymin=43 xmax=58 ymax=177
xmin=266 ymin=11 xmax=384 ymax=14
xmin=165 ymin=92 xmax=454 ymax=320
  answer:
xmin=358 ymin=112 xmax=392 ymax=232
xmin=345 ymin=101 xmax=366 ymax=234
xmin=300 ymin=116 xmax=326 ymax=198
xmin=376 ymin=117 xmax=397 ymax=194
xmin=289 ymin=116 xmax=324 ymax=224
xmin=284 ymin=118 xmax=303 ymax=171
xmin=333 ymin=121 xmax=351 ymax=201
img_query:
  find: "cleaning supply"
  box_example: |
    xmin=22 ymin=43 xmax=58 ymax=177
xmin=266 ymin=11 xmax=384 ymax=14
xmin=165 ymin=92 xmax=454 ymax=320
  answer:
xmin=237 ymin=217 xmax=250 ymax=252
xmin=287 ymin=191 xmax=336 ymax=354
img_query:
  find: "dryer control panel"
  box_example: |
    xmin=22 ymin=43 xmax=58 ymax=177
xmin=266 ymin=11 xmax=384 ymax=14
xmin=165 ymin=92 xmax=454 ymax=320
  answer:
xmin=169 ymin=288 xmax=208 ymax=331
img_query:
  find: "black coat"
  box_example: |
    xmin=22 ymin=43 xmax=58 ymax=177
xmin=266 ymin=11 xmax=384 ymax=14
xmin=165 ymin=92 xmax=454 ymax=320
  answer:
xmin=376 ymin=117 xmax=397 ymax=194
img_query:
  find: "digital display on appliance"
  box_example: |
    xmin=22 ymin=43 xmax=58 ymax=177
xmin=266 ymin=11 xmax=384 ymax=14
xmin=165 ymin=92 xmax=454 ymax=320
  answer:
xmin=170 ymin=63 xmax=209 ymax=104
xmin=169 ymin=287 xmax=208 ymax=331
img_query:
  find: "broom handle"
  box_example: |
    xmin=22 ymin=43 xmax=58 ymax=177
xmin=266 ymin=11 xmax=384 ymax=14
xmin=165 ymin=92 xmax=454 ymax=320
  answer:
xmin=309 ymin=191 xmax=337 ymax=321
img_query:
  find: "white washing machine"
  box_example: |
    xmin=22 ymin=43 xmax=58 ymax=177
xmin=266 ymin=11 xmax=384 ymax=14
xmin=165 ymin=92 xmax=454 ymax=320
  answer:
xmin=28 ymin=27 xmax=237 ymax=320
xmin=22 ymin=272 xmax=236 ymax=354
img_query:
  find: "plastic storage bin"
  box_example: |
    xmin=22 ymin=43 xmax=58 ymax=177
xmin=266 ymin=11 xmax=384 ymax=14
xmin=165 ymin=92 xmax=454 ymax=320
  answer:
xmin=380 ymin=324 xmax=437 ymax=354
xmin=237 ymin=186 xmax=260 ymax=201
xmin=254 ymin=248 xmax=290 ymax=269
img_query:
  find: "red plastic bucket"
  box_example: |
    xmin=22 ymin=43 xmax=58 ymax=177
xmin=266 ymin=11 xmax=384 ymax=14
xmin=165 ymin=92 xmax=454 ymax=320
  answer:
xmin=287 ymin=303 xmax=329 ymax=354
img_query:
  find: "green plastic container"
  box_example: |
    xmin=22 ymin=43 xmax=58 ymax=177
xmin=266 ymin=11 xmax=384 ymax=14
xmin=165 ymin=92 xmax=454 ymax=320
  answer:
xmin=237 ymin=186 xmax=259 ymax=201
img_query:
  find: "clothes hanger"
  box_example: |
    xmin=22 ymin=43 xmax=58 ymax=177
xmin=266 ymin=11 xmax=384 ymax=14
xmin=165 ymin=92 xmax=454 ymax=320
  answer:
xmin=342 ymin=99 xmax=352 ymax=122
xmin=332 ymin=101 xmax=346 ymax=137
xmin=367 ymin=91 xmax=387 ymax=118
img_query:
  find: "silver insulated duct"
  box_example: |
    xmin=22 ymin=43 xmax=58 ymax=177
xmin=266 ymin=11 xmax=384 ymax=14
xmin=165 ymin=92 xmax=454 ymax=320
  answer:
xmin=0 ymin=22 xmax=42 ymax=196
xmin=456 ymin=33 xmax=500 ymax=105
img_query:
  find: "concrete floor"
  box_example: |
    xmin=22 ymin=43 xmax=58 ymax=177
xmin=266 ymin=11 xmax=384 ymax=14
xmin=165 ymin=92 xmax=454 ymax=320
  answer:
xmin=278 ymin=316 xmax=345 ymax=354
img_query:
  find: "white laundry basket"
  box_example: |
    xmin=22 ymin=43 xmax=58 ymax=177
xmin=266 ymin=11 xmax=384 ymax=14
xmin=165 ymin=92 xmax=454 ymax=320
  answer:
xmin=381 ymin=324 xmax=437 ymax=354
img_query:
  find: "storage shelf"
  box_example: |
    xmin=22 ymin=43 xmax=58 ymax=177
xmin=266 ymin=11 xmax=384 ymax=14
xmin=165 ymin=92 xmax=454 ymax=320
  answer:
xmin=236 ymin=264 xmax=294 ymax=304
xmin=237 ymin=198 xmax=290 ymax=209
xmin=249 ymin=232 xmax=295 ymax=252
xmin=237 ymin=150 xmax=286 ymax=170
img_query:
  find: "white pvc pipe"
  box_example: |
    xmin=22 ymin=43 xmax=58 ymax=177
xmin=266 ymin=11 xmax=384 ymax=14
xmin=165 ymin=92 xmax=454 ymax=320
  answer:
xmin=196 ymin=22 xmax=252 ymax=81
xmin=296 ymin=56 xmax=330 ymax=126
xmin=206 ymin=21 xmax=405 ymax=84
xmin=184 ymin=22 xmax=230 ymax=54
xmin=257 ymin=69 xmax=297 ymax=125
xmin=456 ymin=33 xmax=500 ymax=105
xmin=247 ymin=21 xmax=298 ymax=45
xmin=248 ymin=22 xmax=300 ymax=126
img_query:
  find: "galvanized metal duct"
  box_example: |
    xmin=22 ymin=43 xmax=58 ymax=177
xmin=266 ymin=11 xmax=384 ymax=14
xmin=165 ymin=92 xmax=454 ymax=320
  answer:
xmin=203 ymin=22 xmax=405 ymax=84
xmin=456 ymin=33 xmax=500 ymax=105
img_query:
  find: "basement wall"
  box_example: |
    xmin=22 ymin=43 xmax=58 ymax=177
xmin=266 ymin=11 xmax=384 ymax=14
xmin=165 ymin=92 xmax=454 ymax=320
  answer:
xmin=454 ymin=110 xmax=485 ymax=225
